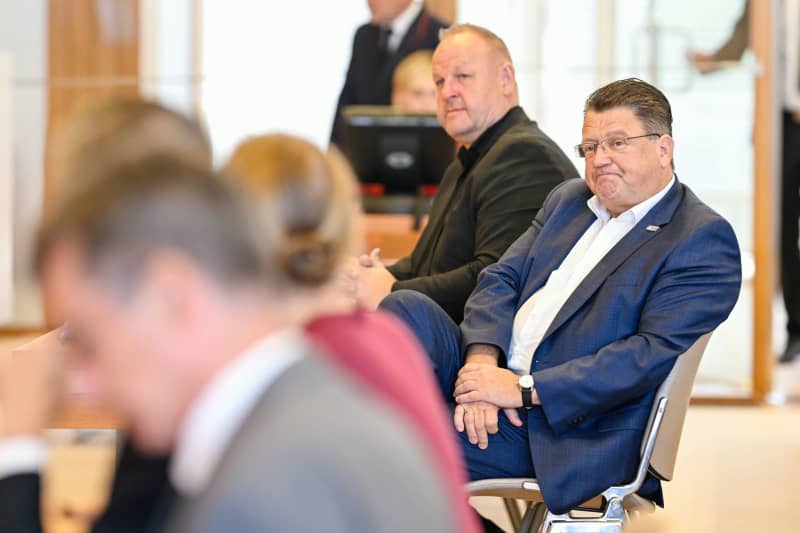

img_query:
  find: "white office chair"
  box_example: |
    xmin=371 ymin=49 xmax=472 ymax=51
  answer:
xmin=468 ymin=333 xmax=712 ymax=533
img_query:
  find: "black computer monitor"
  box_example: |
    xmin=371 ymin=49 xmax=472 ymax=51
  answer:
xmin=341 ymin=106 xmax=455 ymax=195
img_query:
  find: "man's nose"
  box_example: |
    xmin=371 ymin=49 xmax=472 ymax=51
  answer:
xmin=440 ymin=77 xmax=459 ymax=99
xmin=593 ymin=143 xmax=613 ymax=166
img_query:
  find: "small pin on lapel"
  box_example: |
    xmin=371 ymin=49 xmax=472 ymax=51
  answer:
xmin=646 ymin=225 xmax=660 ymax=232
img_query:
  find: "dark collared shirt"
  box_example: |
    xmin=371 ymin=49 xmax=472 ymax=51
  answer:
xmin=456 ymin=106 xmax=524 ymax=174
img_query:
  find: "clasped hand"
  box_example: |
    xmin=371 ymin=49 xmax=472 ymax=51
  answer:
xmin=452 ymin=363 xmax=523 ymax=449
xmin=340 ymin=248 xmax=396 ymax=309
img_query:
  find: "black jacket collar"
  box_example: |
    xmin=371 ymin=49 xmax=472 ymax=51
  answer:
xmin=457 ymin=106 xmax=526 ymax=173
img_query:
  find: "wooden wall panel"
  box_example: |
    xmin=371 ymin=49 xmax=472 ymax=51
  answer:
xmin=45 ymin=0 xmax=140 ymax=211
xmin=750 ymin=0 xmax=776 ymax=401
xmin=44 ymin=0 xmax=139 ymax=325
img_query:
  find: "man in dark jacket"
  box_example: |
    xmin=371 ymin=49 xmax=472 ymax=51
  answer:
xmin=353 ymin=23 xmax=578 ymax=323
xmin=330 ymin=0 xmax=446 ymax=147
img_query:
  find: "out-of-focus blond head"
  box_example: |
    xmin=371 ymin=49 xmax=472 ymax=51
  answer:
xmin=224 ymin=134 xmax=363 ymax=288
xmin=49 ymin=97 xmax=211 ymax=200
xmin=392 ymin=50 xmax=437 ymax=113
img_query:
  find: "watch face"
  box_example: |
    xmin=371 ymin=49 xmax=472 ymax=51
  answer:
xmin=519 ymin=374 xmax=534 ymax=389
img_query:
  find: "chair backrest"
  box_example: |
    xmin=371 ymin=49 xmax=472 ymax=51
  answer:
xmin=643 ymin=333 xmax=711 ymax=482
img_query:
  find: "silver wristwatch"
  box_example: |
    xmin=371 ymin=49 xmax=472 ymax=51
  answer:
xmin=518 ymin=374 xmax=534 ymax=409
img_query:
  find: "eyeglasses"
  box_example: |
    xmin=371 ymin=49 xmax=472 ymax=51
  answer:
xmin=574 ymin=133 xmax=662 ymax=158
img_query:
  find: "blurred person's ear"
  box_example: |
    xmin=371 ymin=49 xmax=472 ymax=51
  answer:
xmin=135 ymin=249 xmax=218 ymax=342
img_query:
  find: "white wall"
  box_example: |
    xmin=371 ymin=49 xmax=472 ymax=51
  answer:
xmin=0 ymin=0 xmax=47 ymax=325
xmin=200 ymin=0 xmax=370 ymax=163
xmin=140 ymin=0 xmax=197 ymax=115
xmin=0 ymin=54 xmax=13 ymax=322
xmin=457 ymin=0 xmax=599 ymax=173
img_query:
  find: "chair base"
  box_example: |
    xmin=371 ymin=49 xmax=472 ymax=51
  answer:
xmin=468 ymin=478 xmax=650 ymax=533
xmin=544 ymin=519 xmax=624 ymax=533
xmin=540 ymin=497 xmax=627 ymax=533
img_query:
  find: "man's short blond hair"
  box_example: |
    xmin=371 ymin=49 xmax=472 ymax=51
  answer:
xmin=439 ymin=23 xmax=513 ymax=64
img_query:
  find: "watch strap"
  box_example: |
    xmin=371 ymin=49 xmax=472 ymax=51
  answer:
xmin=521 ymin=388 xmax=533 ymax=409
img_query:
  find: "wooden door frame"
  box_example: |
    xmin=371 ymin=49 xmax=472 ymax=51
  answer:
xmin=750 ymin=0 xmax=777 ymax=403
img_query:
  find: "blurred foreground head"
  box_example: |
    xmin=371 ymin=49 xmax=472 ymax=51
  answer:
xmin=225 ymin=134 xmax=364 ymax=290
xmin=34 ymin=132 xmax=364 ymax=452
xmin=48 ymin=97 xmax=211 ymax=199
xmin=35 ymin=157 xmax=271 ymax=452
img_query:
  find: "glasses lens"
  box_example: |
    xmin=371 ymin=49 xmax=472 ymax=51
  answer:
xmin=607 ymin=136 xmax=628 ymax=152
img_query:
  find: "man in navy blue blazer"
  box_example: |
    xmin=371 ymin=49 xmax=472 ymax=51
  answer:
xmin=380 ymin=78 xmax=742 ymax=516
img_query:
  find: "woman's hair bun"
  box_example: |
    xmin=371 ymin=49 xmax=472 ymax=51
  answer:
xmin=279 ymin=234 xmax=335 ymax=285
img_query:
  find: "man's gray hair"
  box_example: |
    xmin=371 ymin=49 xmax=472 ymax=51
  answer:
xmin=439 ymin=23 xmax=513 ymax=64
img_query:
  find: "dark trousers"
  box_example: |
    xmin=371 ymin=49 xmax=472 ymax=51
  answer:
xmin=782 ymin=111 xmax=800 ymax=337
xmin=380 ymin=289 xmax=536 ymax=480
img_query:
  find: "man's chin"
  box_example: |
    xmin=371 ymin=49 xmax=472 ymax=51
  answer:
xmin=443 ymin=122 xmax=472 ymax=145
xmin=593 ymin=178 xmax=619 ymax=197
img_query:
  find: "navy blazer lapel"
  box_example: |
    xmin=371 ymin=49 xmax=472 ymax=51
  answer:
xmin=518 ymin=197 xmax=594 ymax=305
xmin=540 ymin=180 xmax=684 ymax=344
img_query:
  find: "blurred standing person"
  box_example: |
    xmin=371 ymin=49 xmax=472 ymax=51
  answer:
xmin=689 ymin=0 xmax=800 ymax=363
xmin=330 ymin=0 xmax=446 ymax=147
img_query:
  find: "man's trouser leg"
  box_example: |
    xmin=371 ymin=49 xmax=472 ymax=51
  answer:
xmin=380 ymin=290 xmax=535 ymax=480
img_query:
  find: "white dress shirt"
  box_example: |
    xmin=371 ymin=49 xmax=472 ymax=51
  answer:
xmin=506 ymin=177 xmax=675 ymax=375
xmin=170 ymin=328 xmax=305 ymax=496
xmin=0 ymin=437 xmax=47 ymax=479
xmin=386 ymin=0 xmax=424 ymax=53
